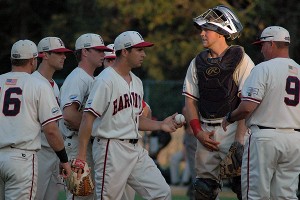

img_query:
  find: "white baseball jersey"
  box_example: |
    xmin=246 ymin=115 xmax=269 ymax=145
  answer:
xmin=242 ymin=58 xmax=300 ymax=128
xmin=183 ymin=50 xmax=254 ymax=123
xmin=32 ymin=71 xmax=60 ymax=148
xmin=59 ymin=67 xmax=94 ymax=137
xmin=88 ymin=67 xmax=171 ymax=200
xmin=59 ymin=67 xmax=95 ymax=200
xmin=32 ymin=71 xmax=63 ymax=200
xmin=240 ymin=58 xmax=300 ymax=199
xmin=85 ymin=67 xmax=143 ymax=139
xmin=0 ymin=72 xmax=62 ymax=151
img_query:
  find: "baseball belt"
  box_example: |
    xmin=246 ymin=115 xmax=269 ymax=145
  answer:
xmin=257 ymin=125 xmax=300 ymax=132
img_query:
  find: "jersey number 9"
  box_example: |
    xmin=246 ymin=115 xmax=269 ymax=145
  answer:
xmin=285 ymin=76 xmax=299 ymax=106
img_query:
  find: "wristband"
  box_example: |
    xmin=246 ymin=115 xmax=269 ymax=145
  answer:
xmin=55 ymin=148 xmax=68 ymax=163
xmin=190 ymin=119 xmax=202 ymax=136
xmin=226 ymin=111 xmax=235 ymax=124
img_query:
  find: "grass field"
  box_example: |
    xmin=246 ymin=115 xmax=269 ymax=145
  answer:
xmin=58 ymin=186 xmax=238 ymax=200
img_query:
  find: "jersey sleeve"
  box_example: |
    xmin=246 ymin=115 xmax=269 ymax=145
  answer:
xmin=233 ymin=53 xmax=255 ymax=92
xmin=241 ymin=64 xmax=266 ymax=104
xmin=182 ymin=58 xmax=199 ymax=101
xmin=60 ymin=77 xmax=88 ymax=109
xmin=84 ymin=77 xmax=110 ymax=117
xmin=38 ymin=82 xmax=62 ymax=126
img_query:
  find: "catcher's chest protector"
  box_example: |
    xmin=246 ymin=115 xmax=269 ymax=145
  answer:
xmin=195 ymin=45 xmax=244 ymax=119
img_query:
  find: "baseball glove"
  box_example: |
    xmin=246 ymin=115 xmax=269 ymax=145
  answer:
xmin=219 ymin=141 xmax=244 ymax=179
xmin=65 ymin=159 xmax=94 ymax=196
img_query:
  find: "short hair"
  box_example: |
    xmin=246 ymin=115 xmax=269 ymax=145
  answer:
xmin=115 ymin=47 xmax=133 ymax=57
xmin=74 ymin=49 xmax=82 ymax=62
xmin=273 ymin=41 xmax=289 ymax=49
xmin=11 ymin=58 xmax=31 ymax=66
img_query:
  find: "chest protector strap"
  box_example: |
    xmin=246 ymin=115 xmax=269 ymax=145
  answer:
xmin=195 ymin=45 xmax=244 ymax=119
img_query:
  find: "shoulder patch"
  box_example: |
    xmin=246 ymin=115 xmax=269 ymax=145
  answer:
xmin=86 ymin=99 xmax=93 ymax=107
xmin=69 ymin=94 xmax=78 ymax=100
xmin=51 ymin=107 xmax=60 ymax=115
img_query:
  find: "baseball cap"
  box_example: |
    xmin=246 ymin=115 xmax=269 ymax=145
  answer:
xmin=75 ymin=33 xmax=113 ymax=51
xmin=104 ymin=44 xmax=116 ymax=59
xmin=38 ymin=37 xmax=72 ymax=55
xmin=253 ymin=26 xmax=290 ymax=44
xmin=114 ymin=31 xmax=154 ymax=51
xmin=11 ymin=40 xmax=38 ymax=59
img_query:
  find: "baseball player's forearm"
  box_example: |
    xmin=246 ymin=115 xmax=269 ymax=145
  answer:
xmin=139 ymin=116 xmax=161 ymax=131
xmin=43 ymin=122 xmax=65 ymax=151
xmin=77 ymin=112 xmax=96 ymax=160
xmin=185 ymin=97 xmax=200 ymax=123
xmin=229 ymin=100 xmax=258 ymax=123
xmin=139 ymin=114 xmax=179 ymax=132
xmin=63 ymin=104 xmax=83 ymax=130
xmin=235 ymin=119 xmax=247 ymax=144
xmin=185 ymin=97 xmax=202 ymax=136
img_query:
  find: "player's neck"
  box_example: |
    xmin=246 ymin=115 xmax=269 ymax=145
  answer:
xmin=112 ymin=62 xmax=132 ymax=84
xmin=37 ymin=63 xmax=55 ymax=81
xmin=78 ymin=62 xmax=96 ymax=77
xmin=209 ymin=43 xmax=229 ymax=58
xmin=11 ymin=65 xmax=32 ymax=74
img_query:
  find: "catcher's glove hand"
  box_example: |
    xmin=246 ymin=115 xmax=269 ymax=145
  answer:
xmin=65 ymin=159 xmax=94 ymax=196
xmin=219 ymin=141 xmax=244 ymax=179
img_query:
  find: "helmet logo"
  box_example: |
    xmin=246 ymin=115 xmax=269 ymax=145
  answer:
xmin=206 ymin=67 xmax=220 ymax=76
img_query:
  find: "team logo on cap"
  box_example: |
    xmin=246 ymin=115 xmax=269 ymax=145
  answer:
xmin=12 ymin=54 xmax=21 ymax=59
xmin=84 ymin=43 xmax=92 ymax=48
xmin=285 ymin=36 xmax=290 ymax=41
xmin=43 ymin=46 xmax=50 ymax=51
xmin=124 ymin=42 xmax=132 ymax=48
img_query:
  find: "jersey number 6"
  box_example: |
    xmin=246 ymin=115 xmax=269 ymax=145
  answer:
xmin=2 ymin=87 xmax=22 ymax=116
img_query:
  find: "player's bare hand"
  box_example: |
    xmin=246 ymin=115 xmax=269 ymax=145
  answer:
xmin=195 ymin=130 xmax=220 ymax=151
xmin=71 ymin=158 xmax=86 ymax=180
xmin=60 ymin=162 xmax=72 ymax=178
xmin=221 ymin=117 xmax=230 ymax=131
xmin=161 ymin=113 xmax=181 ymax=132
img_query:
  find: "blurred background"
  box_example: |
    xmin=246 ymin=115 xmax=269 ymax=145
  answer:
xmin=0 ymin=0 xmax=299 ymax=120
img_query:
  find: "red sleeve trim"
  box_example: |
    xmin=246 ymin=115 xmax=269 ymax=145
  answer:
xmin=41 ymin=115 xmax=63 ymax=126
xmin=84 ymin=108 xmax=101 ymax=118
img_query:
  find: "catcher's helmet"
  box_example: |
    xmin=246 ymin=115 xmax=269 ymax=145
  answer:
xmin=193 ymin=5 xmax=243 ymax=40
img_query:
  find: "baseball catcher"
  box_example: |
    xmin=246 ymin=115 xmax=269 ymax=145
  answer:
xmin=65 ymin=159 xmax=94 ymax=196
xmin=219 ymin=141 xmax=244 ymax=179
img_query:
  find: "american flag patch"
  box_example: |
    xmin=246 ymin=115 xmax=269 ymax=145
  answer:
xmin=5 ymin=79 xmax=17 ymax=85
xmin=288 ymin=65 xmax=298 ymax=75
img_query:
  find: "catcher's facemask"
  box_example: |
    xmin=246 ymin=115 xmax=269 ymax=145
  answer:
xmin=193 ymin=5 xmax=243 ymax=40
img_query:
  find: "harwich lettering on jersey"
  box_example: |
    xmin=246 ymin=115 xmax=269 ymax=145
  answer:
xmin=112 ymin=92 xmax=142 ymax=115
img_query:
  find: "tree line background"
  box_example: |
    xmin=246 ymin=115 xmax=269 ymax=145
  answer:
xmin=0 ymin=0 xmax=299 ymax=118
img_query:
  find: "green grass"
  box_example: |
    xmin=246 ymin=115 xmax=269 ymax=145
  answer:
xmin=59 ymin=192 xmax=191 ymax=200
xmin=58 ymin=191 xmax=237 ymax=200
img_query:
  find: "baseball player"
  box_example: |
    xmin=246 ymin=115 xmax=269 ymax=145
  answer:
xmin=0 ymin=40 xmax=71 ymax=200
xmin=73 ymin=31 xmax=181 ymax=200
xmin=59 ymin=33 xmax=112 ymax=200
xmin=182 ymin=5 xmax=254 ymax=200
xmin=103 ymin=43 xmax=116 ymax=68
xmin=33 ymin=36 xmax=72 ymax=200
xmin=222 ymin=26 xmax=300 ymax=199
xmin=103 ymin=43 xmax=159 ymax=200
